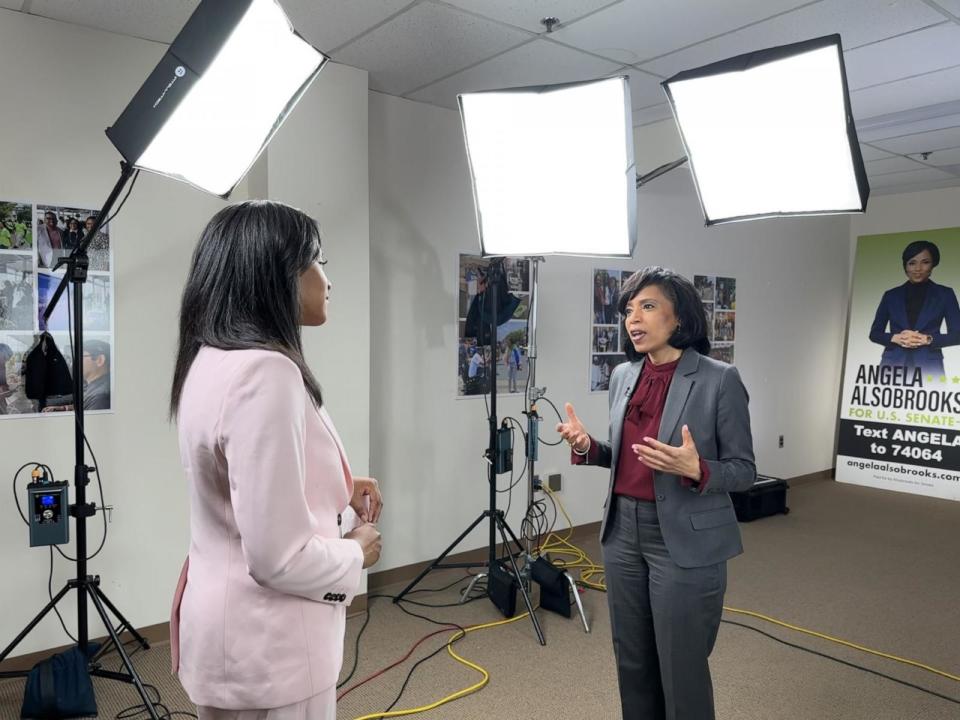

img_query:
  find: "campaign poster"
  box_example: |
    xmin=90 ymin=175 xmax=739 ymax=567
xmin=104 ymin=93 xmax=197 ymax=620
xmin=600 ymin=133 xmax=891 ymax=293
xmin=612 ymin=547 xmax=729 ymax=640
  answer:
xmin=837 ymin=227 xmax=960 ymax=501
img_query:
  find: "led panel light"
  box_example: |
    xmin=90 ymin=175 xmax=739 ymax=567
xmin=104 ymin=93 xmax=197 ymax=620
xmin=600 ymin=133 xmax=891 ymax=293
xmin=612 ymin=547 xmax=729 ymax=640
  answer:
xmin=459 ymin=77 xmax=637 ymax=257
xmin=663 ymin=34 xmax=869 ymax=225
xmin=106 ymin=0 xmax=326 ymax=197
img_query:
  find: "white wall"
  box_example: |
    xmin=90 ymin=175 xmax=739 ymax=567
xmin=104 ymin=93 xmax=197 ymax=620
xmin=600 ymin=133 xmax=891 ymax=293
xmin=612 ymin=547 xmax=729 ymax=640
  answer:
xmin=851 ymin=187 xmax=960 ymax=239
xmin=264 ymin=61 xmax=371 ymax=483
xmin=368 ymin=93 xmax=852 ymax=573
xmin=0 ymin=11 xmax=370 ymax=657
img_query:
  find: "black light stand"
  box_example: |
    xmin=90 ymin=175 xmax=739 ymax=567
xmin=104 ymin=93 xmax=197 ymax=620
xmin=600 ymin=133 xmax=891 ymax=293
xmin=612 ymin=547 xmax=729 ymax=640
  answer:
xmin=394 ymin=259 xmax=545 ymax=645
xmin=0 ymin=163 xmax=161 ymax=718
xmin=518 ymin=258 xmax=590 ymax=633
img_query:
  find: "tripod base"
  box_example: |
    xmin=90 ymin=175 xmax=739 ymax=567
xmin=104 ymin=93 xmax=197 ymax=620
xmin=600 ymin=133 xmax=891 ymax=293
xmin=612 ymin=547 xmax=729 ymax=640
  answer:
xmin=394 ymin=509 xmax=546 ymax=645
xmin=0 ymin=575 xmax=161 ymax=719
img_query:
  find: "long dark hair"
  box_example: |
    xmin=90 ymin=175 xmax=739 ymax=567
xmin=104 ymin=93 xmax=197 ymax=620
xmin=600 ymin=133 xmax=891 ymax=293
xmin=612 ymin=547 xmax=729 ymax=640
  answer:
xmin=170 ymin=200 xmax=324 ymax=418
xmin=618 ymin=266 xmax=711 ymax=361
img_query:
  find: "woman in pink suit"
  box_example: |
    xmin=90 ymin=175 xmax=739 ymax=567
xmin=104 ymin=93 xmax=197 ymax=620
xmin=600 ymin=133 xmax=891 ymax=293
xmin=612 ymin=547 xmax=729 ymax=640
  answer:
xmin=169 ymin=201 xmax=383 ymax=719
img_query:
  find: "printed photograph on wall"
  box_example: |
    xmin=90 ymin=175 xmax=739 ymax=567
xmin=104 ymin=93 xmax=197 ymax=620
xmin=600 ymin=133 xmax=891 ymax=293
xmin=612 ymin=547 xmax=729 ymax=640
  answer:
xmin=457 ymin=254 xmax=531 ymax=397
xmin=37 ymin=272 xmax=111 ymax=333
xmin=0 ymin=254 xmax=34 ymax=332
xmin=0 ymin=198 xmax=116 ymax=418
xmin=590 ymin=268 xmax=626 ymax=391
xmin=35 ymin=204 xmax=110 ymax=272
xmin=695 ymin=274 xmax=715 ymax=303
xmin=0 ymin=201 xmax=33 ymax=250
xmin=0 ymin=333 xmax=36 ymax=415
xmin=695 ymin=274 xmax=737 ymax=364
xmin=837 ymin=226 xmax=960 ymax=502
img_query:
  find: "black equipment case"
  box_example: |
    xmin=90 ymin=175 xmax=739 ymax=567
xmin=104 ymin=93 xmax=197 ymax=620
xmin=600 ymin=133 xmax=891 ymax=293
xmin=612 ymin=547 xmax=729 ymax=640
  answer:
xmin=731 ymin=475 xmax=789 ymax=521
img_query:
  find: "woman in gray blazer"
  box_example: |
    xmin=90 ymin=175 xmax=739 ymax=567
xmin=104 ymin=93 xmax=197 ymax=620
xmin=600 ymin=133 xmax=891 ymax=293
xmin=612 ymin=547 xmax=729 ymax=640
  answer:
xmin=558 ymin=266 xmax=756 ymax=720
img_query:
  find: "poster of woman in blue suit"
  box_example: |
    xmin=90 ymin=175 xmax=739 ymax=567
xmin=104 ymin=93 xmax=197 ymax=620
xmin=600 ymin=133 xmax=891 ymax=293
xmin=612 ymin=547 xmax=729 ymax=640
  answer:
xmin=869 ymin=240 xmax=960 ymax=377
xmin=838 ymin=227 xmax=960 ymax=503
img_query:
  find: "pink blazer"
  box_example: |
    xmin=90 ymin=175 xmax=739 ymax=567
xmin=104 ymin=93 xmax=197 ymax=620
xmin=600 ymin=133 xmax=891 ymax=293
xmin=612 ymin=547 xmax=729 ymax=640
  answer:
xmin=170 ymin=347 xmax=364 ymax=710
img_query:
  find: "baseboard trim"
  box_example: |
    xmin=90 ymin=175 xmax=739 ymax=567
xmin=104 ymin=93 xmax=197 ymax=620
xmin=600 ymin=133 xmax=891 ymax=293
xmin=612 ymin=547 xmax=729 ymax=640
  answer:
xmin=0 ymin=622 xmax=169 ymax=674
xmin=789 ymin=468 xmax=834 ymax=486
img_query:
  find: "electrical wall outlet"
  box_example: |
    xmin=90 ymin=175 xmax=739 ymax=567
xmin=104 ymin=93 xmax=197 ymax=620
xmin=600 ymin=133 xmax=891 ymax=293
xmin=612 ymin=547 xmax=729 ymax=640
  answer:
xmin=548 ymin=473 xmax=562 ymax=491
xmin=778 ymin=435 xmax=784 ymax=448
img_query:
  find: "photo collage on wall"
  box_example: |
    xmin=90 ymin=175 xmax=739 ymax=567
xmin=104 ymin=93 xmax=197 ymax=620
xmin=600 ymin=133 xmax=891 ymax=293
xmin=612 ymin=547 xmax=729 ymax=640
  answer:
xmin=0 ymin=198 xmax=114 ymax=417
xmin=590 ymin=268 xmax=631 ymax=392
xmin=457 ymin=255 xmax=532 ymax=397
xmin=695 ymin=274 xmax=736 ymax=364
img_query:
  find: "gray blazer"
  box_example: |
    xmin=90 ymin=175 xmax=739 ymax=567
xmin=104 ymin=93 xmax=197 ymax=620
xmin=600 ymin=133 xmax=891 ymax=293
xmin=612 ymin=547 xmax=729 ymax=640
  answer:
xmin=591 ymin=348 xmax=756 ymax=568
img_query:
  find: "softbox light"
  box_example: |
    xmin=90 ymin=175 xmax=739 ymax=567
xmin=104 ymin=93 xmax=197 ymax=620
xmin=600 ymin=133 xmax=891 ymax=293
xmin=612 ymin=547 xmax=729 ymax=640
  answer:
xmin=106 ymin=0 xmax=327 ymax=198
xmin=662 ymin=34 xmax=869 ymax=225
xmin=459 ymin=77 xmax=637 ymax=257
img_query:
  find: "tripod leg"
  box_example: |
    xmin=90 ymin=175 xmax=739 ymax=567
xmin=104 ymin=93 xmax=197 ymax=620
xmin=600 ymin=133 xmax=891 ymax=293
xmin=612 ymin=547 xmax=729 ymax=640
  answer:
xmin=567 ymin=574 xmax=590 ymax=633
xmin=93 ymin=585 xmax=150 ymax=650
xmin=497 ymin=512 xmax=529 ymax=558
xmin=459 ymin=573 xmax=487 ymax=604
xmin=394 ymin=512 xmax=489 ymax=603
xmin=0 ymin=583 xmax=72 ymax=669
xmin=87 ymin=589 xmax=161 ymax=720
xmin=495 ymin=516 xmax=545 ymax=646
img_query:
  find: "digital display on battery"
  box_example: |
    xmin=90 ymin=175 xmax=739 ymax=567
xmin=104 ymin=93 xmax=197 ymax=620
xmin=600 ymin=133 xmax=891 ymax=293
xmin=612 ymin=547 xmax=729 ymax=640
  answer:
xmin=41 ymin=495 xmax=56 ymax=507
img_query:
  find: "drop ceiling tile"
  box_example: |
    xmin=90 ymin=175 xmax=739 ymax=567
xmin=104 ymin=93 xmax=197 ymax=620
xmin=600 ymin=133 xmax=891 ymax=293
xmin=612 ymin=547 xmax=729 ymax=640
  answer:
xmin=871 ymin=125 xmax=960 ymax=155
xmin=928 ymin=0 xmax=960 ymax=18
xmin=867 ymin=167 xmax=954 ymax=187
xmin=859 ymin=144 xmax=896 ymax=161
xmin=633 ymin=103 xmax=673 ymax=127
xmin=282 ymin=0 xmax=415 ymax=53
xmin=844 ymin=23 xmax=960 ymax=90
xmin=335 ymin=2 xmax=530 ymax=95
xmin=28 ymin=0 xmax=198 ymax=43
xmin=865 ymin=155 xmax=929 ymax=175
xmin=638 ymin=0 xmax=946 ymax=78
xmin=440 ymin=0 xmax=620 ymax=34
xmin=409 ymin=39 xmax=620 ymax=109
xmin=850 ymin=65 xmax=960 ymax=120
xmin=921 ymin=146 xmax=960 ymax=167
xmin=857 ymin=104 xmax=960 ymax=143
xmin=550 ymin=0 xmax=811 ymax=67
xmin=873 ymin=177 xmax=960 ymax=195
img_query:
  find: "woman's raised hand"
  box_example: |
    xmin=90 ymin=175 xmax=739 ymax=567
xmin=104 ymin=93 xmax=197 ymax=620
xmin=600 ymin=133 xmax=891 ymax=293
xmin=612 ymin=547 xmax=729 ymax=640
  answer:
xmin=556 ymin=402 xmax=591 ymax=454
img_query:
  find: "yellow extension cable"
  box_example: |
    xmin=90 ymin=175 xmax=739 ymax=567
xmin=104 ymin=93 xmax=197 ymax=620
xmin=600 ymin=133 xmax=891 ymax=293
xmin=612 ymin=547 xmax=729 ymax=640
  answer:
xmin=350 ymin=612 xmax=530 ymax=720
xmin=537 ymin=485 xmax=960 ymax=685
xmin=351 ymin=485 xmax=957 ymax=719
xmin=721 ymin=606 xmax=960 ymax=683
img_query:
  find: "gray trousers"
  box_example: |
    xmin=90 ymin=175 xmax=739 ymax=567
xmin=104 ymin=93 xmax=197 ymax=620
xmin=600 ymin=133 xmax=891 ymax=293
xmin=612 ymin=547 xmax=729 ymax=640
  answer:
xmin=602 ymin=495 xmax=727 ymax=720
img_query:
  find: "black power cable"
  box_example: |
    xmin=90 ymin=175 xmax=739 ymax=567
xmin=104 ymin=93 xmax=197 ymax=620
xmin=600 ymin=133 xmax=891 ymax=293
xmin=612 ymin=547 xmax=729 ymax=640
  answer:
xmin=721 ymin=619 xmax=960 ymax=708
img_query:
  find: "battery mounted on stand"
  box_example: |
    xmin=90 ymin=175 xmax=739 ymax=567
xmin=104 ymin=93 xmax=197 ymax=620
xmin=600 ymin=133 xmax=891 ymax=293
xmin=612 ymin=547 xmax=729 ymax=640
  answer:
xmin=495 ymin=425 xmax=513 ymax=474
xmin=27 ymin=478 xmax=70 ymax=547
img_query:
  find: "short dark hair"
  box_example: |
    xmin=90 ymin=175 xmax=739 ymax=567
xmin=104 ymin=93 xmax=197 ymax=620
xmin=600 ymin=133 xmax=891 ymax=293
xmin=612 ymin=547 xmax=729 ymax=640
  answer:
xmin=618 ymin=267 xmax=711 ymax=361
xmin=902 ymin=240 xmax=940 ymax=269
xmin=169 ymin=200 xmax=324 ymax=418
xmin=83 ymin=339 xmax=110 ymax=365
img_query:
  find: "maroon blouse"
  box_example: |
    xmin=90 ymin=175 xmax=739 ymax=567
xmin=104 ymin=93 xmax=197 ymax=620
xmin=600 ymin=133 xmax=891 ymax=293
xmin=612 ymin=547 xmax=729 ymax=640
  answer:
xmin=573 ymin=358 xmax=709 ymax=501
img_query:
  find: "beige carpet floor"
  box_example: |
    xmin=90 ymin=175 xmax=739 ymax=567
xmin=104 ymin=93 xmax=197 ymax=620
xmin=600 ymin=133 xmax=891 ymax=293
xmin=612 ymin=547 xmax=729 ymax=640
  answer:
xmin=1 ymin=479 xmax=958 ymax=719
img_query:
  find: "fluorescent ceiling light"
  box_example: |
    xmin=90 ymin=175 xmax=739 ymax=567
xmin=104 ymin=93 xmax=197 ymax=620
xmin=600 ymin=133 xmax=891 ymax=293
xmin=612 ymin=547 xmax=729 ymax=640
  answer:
xmin=663 ymin=34 xmax=869 ymax=225
xmin=459 ymin=77 xmax=637 ymax=257
xmin=106 ymin=0 xmax=326 ymax=197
